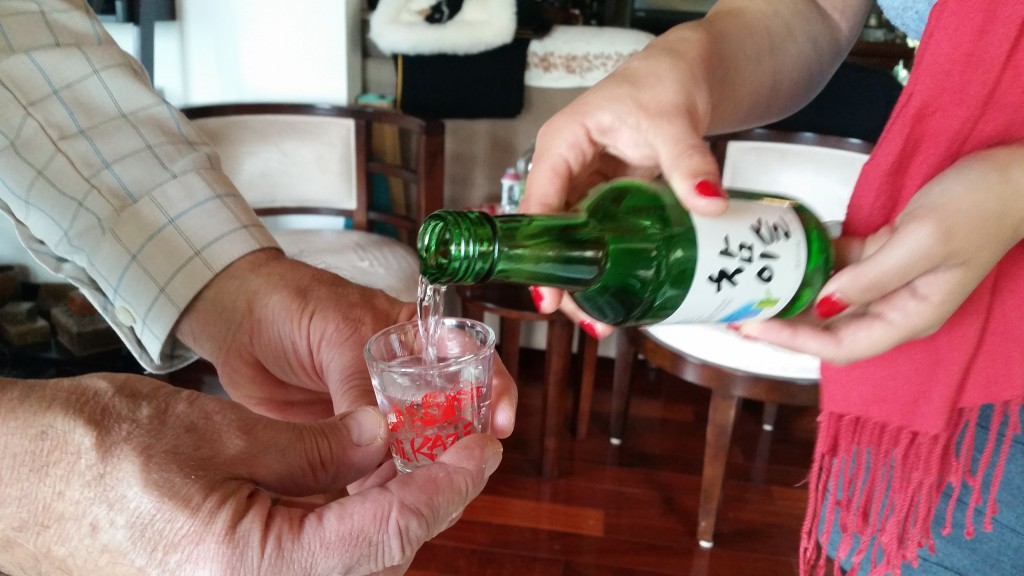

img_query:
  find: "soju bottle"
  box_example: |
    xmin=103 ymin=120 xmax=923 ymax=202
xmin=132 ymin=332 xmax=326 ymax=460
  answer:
xmin=417 ymin=179 xmax=833 ymax=325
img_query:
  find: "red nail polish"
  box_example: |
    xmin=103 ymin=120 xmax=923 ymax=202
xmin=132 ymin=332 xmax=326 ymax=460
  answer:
xmin=579 ymin=320 xmax=602 ymax=340
xmin=695 ymin=179 xmax=725 ymax=199
xmin=726 ymin=322 xmax=754 ymax=340
xmin=529 ymin=286 xmax=544 ymax=311
xmin=814 ymin=293 xmax=849 ymax=319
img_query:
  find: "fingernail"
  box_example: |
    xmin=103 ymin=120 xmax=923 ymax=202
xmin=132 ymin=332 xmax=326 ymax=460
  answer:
xmin=341 ymin=407 xmax=387 ymax=447
xmin=726 ymin=322 xmax=756 ymax=340
xmin=695 ymin=179 xmax=726 ymax=199
xmin=579 ymin=320 xmax=602 ymax=340
xmin=814 ymin=293 xmax=849 ymax=319
xmin=484 ymin=442 xmax=503 ymax=477
xmin=529 ymin=286 xmax=543 ymax=311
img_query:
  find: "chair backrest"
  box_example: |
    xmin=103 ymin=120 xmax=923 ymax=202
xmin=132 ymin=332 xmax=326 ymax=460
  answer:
xmin=180 ymin=103 xmax=445 ymax=249
xmin=709 ymin=128 xmax=873 ymax=224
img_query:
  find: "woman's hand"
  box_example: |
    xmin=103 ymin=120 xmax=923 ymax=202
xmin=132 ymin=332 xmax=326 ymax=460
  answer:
xmin=519 ymin=28 xmax=728 ymax=218
xmin=516 ymin=0 xmax=871 ymax=338
xmin=518 ymin=28 xmax=727 ymax=339
xmin=739 ymin=144 xmax=1024 ymax=364
xmin=0 ymin=373 xmax=502 ymax=575
xmin=175 ymin=251 xmax=517 ymax=438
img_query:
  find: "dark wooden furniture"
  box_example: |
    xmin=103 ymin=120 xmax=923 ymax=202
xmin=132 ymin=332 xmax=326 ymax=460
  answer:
xmin=0 ymin=336 xmax=142 ymax=380
xmin=847 ymin=39 xmax=916 ymax=71
xmin=0 ymin=279 xmax=143 ymax=379
xmin=181 ymin=102 xmax=445 ymax=252
xmin=610 ymin=128 xmax=875 ymax=548
xmin=612 ymin=327 xmax=819 ymax=546
xmin=457 ymin=282 xmax=598 ymax=478
xmin=170 ymin=103 xmax=445 ymax=384
xmin=180 ymin=101 xmax=444 ymax=302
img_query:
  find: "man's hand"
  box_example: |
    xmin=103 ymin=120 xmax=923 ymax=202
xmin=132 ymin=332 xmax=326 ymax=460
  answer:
xmin=175 ymin=250 xmax=413 ymax=420
xmin=0 ymin=373 xmax=502 ymax=576
xmin=174 ymin=251 xmax=517 ymax=439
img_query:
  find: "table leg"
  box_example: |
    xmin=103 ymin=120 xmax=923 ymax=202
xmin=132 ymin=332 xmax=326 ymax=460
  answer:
xmin=574 ymin=331 xmax=599 ymax=439
xmin=541 ymin=316 xmax=573 ymax=478
xmin=610 ymin=329 xmax=636 ymax=445
xmin=500 ymin=318 xmax=522 ymax=384
xmin=697 ymin=391 xmax=740 ymax=548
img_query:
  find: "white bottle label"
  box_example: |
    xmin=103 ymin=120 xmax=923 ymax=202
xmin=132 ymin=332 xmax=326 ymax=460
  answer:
xmin=659 ymin=199 xmax=808 ymax=324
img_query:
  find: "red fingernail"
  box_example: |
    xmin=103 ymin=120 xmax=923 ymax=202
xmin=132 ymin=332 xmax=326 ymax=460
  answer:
xmin=579 ymin=320 xmax=602 ymax=340
xmin=814 ymin=293 xmax=849 ymax=319
xmin=529 ymin=286 xmax=544 ymax=311
xmin=726 ymin=322 xmax=754 ymax=340
xmin=695 ymin=179 xmax=725 ymax=199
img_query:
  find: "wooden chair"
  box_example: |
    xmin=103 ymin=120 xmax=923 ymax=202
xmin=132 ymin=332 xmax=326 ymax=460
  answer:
xmin=610 ymin=128 xmax=873 ymax=548
xmin=180 ymin=103 xmax=445 ymax=302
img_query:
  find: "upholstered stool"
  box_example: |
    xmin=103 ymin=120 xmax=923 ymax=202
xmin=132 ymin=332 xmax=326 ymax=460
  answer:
xmin=457 ymin=282 xmax=598 ymax=478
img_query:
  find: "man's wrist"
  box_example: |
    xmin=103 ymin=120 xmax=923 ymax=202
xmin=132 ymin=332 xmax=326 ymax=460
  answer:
xmin=0 ymin=378 xmax=92 ymax=576
xmin=173 ymin=248 xmax=287 ymax=364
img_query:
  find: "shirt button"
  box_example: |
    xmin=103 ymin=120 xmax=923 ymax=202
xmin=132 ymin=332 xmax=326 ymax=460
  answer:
xmin=115 ymin=306 xmax=136 ymax=327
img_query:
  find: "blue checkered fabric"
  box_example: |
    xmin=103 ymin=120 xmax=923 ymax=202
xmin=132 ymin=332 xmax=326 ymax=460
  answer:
xmin=0 ymin=0 xmax=278 ymax=372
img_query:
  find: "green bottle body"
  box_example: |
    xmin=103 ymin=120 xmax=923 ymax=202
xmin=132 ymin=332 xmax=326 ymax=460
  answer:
xmin=417 ymin=179 xmax=833 ymax=326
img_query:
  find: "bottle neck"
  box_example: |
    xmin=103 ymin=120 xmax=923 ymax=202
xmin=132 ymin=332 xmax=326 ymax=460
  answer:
xmin=418 ymin=210 xmax=605 ymax=289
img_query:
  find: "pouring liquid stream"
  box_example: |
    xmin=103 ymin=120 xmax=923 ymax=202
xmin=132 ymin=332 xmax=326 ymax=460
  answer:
xmin=417 ymin=275 xmax=447 ymax=365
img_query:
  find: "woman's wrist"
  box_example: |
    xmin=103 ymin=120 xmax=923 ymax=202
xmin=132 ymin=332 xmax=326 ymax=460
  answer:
xmin=954 ymin=143 xmax=1024 ymax=244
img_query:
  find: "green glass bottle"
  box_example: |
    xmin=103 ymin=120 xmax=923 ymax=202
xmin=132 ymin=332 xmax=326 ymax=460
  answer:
xmin=417 ymin=179 xmax=833 ymax=325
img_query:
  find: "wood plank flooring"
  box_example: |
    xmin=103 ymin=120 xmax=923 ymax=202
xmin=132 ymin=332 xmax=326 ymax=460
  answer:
xmin=408 ymin=348 xmax=822 ymax=576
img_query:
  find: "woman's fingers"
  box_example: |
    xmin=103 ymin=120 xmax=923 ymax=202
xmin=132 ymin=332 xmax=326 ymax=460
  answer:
xmin=518 ymin=116 xmax=604 ymax=215
xmin=652 ymin=124 xmax=729 ymax=216
xmin=556 ymin=296 xmax=614 ymax=340
xmin=740 ymin=220 xmax=974 ymax=364
xmin=529 ymin=285 xmax=564 ymax=315
xmin=813 ymin=224 xmax=937 ymax=319
xmin=739 ymin=310 xmax=912 ymax=366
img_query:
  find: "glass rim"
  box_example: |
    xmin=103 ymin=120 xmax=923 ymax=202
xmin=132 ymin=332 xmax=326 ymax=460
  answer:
xmin=363 ymin=316 xmax=496 ymax=373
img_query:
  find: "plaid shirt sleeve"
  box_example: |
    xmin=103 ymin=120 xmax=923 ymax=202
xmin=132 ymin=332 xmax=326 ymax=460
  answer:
xmin=0 ymin=0 xmax=279 ymax=373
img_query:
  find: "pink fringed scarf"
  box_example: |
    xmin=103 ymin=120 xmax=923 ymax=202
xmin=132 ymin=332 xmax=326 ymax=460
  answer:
xmin=800 ymin=2 xmax=1024 ymax=575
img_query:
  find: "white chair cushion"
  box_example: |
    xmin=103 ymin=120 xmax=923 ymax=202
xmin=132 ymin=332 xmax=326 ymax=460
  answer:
xmin=643 ymin=323 xmax=821 ymax=382
xmin=722 ymin=141 xmax=869 ymax=221
xmin=191 ymin=114 xmax=422 ymax=302
xmin=191 ymin=114 xmax=359 ymax=212
xmin=272 ymin=229 xmax=419 ymax=302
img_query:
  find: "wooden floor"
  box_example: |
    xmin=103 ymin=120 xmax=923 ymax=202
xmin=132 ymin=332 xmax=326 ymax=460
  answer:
xmin=408 ymin=348 xmax=821 ymax=576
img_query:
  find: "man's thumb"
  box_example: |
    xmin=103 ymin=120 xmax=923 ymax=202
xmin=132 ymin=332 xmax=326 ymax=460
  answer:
xmin=234 ymin=407 xmax=390 ymax=496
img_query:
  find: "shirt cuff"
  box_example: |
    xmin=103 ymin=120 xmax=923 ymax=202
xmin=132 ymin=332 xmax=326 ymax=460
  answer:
xmin=90 ymin=168 xmax=278 ymax=372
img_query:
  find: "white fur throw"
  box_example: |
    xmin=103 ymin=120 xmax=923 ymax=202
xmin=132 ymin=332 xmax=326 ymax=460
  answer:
xmin=369 ymin=0 xmax=517 ymax=56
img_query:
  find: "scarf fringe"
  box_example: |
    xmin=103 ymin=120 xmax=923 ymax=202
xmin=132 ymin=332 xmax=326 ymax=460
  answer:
xmin=800 ymin=401 xmax=1022 ymax=576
